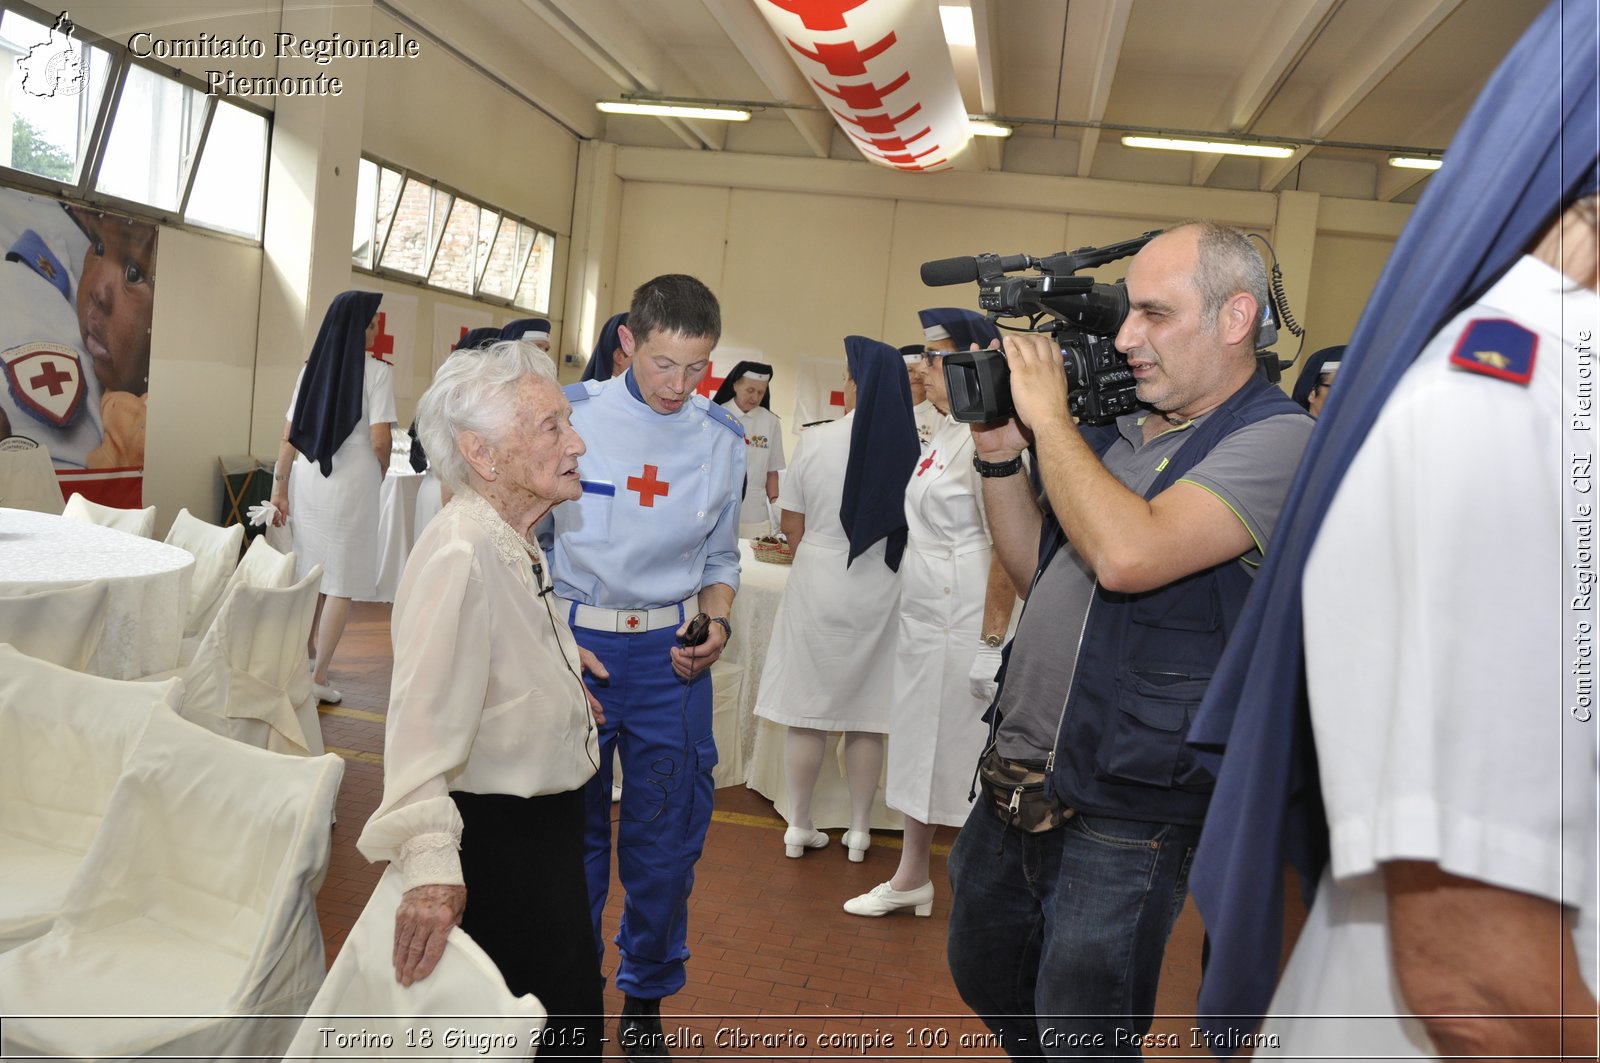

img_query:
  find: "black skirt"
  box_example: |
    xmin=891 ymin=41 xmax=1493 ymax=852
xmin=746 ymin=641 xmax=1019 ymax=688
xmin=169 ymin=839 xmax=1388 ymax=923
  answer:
xmin=452 ymin=788 xmax=603 ymax=1059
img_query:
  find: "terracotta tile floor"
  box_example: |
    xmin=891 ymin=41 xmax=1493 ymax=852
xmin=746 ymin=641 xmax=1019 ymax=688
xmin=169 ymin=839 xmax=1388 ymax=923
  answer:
xmin=316 ymin=602 xmax=1301 ymax=1059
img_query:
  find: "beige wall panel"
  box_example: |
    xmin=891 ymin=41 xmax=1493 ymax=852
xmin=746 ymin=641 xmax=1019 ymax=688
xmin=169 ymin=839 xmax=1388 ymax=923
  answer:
xmin=144 ymin=227 xmax=263 ymax=535
xmin=1296 ymin=232 xmax=1395 ymax=392
xmin=883 ymin=201 xmax=1069 ymax=344
xmin=611 ymin=182 xmax=731 ymax=312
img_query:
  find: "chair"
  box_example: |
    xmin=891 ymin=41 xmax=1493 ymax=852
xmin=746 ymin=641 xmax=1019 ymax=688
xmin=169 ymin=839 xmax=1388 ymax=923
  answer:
xmin=151 ymin=567 xmax=325 ymax=757
xmin=0 ymin=645 xmax=183 ymax=953
xmin=0 ymin=581 xmax=112 ymax=672
xmin=62 ymin=493 xmax=157 ymax=537
xmin=284 ymin=866 xmax=545 ymax=1060
xmin=0 ymin=710 xmax=344 ymax=1060
xmin=177 ymin=536 xmax=298 ymax=666
xmin=165 ymin=507 xmax=246 ymax=639
xmin=0 ymin=437 xmax=63 ymax=514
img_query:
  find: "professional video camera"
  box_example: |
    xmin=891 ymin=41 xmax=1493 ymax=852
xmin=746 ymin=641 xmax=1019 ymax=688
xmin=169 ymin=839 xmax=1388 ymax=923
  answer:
xmin=919 ymin=231 xmax=1298 ymax=426
xmin=919 ymin=232 xmax=1157 ymax=426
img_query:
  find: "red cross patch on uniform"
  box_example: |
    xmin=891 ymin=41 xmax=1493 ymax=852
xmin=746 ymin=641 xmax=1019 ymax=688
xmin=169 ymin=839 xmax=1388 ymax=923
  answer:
xmin=1448 ymin=318 xmax=1537 ymax=385
xmin=2 ymin=342 xmax=86 ymax=428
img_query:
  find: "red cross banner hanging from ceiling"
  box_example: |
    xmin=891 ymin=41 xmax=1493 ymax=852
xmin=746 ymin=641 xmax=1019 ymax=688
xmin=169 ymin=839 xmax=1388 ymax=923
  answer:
xmin=754 ymin=0 xmax=972 ymax=173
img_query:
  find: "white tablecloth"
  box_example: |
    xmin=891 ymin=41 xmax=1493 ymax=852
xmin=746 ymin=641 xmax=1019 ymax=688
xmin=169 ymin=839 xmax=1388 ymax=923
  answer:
xmin=362 ymin=471 xmax=423 ymax=605
xmin=0 ymin=507 xmax=193 ymax=679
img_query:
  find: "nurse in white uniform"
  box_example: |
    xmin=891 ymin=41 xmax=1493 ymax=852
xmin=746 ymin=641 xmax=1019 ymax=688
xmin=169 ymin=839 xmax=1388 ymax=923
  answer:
xmin=271 ymin=290 xmax=396 ymax=705
xmin=713 ymin=360 xmax=786 ymax=538
xmin=845 ymin=308 xmax=1011 ymax=919
xmin=753 ymin=337 xmax=919 ymax=864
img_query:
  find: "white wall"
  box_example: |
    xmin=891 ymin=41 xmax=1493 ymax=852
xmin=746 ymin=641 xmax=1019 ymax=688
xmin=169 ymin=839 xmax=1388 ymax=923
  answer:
xmin=595 ymin=147 xmax=1407 ymax=457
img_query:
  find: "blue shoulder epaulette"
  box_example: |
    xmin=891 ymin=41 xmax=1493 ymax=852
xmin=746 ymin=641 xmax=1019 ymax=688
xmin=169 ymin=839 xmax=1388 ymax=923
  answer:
xmin=5 ymin=230 xmax=70 ymax=302
xmin=564 ymin=380 xmax=600 ymax=403
xmin=1448 ymin=318 xmax=1537 ymax=385
xmin=696 ymin=394 xmax=745 ymax=438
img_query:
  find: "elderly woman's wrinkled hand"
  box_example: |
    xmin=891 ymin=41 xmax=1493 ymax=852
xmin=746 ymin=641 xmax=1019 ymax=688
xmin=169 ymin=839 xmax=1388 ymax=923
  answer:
xmin=578 ymin=646 xmax=608 ymax=725
xmin=393 ymin=883 xmax=467 ymax=986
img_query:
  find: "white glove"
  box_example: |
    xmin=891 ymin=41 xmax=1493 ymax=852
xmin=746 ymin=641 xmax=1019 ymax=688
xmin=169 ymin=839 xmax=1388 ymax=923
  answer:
xmin=969 ymin=644 xmax=1004 ymax=703
xmin=246 ymin=501 xmax=280 ymax=527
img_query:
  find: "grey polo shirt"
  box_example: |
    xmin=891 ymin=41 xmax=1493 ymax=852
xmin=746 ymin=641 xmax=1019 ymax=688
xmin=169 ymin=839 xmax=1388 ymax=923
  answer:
xmin=994 ymin=407 xmax=1312 ymax=761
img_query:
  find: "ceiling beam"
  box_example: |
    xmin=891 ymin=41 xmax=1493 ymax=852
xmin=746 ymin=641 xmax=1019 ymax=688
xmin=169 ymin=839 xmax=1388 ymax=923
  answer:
xmin=1191 ymin=0 xmax=1337 ymax=186
xmin=1057 ymin=0 xmax=1133 ymax=178
xmin=1257 ymin=0 xmax=1466 ymax=190
xmin=698 ymin=0 xmax=832 ymax=157
xmin=521 ymin=0 xmax=724 ymax=151
xmin=382 ymin=0 xmax=602 ymax=139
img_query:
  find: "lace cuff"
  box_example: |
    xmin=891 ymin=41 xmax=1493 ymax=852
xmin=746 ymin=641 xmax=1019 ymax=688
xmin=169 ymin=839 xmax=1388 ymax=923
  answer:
xmin=396 ymin=831 xmax=463 ymax=892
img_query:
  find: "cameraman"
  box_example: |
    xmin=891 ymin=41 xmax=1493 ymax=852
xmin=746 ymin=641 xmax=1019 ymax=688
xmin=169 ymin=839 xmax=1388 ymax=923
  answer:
xmin=945 ymin=221 xmax=1311 ymax=1058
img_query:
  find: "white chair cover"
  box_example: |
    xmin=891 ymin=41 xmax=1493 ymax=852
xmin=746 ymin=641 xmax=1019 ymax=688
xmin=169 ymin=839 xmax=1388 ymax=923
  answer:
xmin=162 ymin=566 xmax=325 ymax=757
xmin=0 ymin=581 xmax=112 ymax=672
xmin=62 ymin=493 xmax=157 ymax=538
xmin=165 ymin=507 xmax=246 ymax=639
xmin=413 ymin=469 xmax=443 ymax=536
xmin=284 ymin=866 xmax=545 ymax=1060
xmin=0 ymin=441 xmax=63 ymax=514
xmin=178 ymin=537 xmax=299 ymax=666
xmin=0 ymin=711 xmax=344 ymax=1060
xmin=0 ymin=645 xmax=183 ymax=952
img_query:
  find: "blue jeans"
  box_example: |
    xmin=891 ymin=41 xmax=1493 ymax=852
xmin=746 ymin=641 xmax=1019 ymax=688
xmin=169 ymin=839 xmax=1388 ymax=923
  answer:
xmin=946 ymin=800 xmax=1198 ymax=1060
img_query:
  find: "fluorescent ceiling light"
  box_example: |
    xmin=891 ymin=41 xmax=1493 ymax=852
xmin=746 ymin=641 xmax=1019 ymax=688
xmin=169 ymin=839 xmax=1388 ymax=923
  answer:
xmin=940 ymin=5 xmax=975 ymax=46
xmin=968 ymin=119 xmax=1012 ymax=138
xmin=1121 ymin=135 xmax=1295 ymax=159
xmin=1388 ymin=154 xmax=1442 ymax=170
xmin=596 ymin=100 xmax=750 ymax=122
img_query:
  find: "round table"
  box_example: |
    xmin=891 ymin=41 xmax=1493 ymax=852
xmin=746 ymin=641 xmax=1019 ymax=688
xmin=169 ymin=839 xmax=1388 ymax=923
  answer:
xmin=0 ymin=508 xmax=194 ymax=679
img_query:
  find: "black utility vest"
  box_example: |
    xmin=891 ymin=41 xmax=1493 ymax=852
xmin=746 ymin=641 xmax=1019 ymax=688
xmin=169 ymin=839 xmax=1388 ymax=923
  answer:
xmin=1039 ymin=374 xmax=1303 ymax=826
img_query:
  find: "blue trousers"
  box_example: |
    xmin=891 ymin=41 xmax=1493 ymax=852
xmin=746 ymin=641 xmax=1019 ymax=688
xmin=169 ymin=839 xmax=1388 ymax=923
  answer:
xmin=946 ymin=800 xmax=1199 ymax=1060
xmin=576 ymin=624 xmax=717 ymax=1000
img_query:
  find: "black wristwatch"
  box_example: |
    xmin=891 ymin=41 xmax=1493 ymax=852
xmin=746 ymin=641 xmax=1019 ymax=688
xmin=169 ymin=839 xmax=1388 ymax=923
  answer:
xmin=709 ymin=616 xmax=733 ymax=642
xmin=973 ymin=452 xmax=1024 ymax=478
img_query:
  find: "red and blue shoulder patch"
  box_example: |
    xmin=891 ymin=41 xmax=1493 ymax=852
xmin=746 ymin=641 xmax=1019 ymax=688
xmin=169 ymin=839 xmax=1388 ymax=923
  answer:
xmin=1448 ymin=318 xmax=1537 ymax=385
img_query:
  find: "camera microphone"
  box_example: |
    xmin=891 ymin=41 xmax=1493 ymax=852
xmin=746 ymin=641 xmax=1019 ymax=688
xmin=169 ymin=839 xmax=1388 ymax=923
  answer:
xmin=921 ymin=252 xmax=1039 ymax=288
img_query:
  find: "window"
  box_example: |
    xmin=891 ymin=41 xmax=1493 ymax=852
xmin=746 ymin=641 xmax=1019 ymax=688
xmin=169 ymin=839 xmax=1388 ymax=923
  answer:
xmin=0 ymin=3 xmax=272 ymax=243
xmin=95 ymin=62 xmax=206 ymax=211
xmin=182 ymin=101 xmax=267 ymax=239
xmin=352 ymin=154 xmax=557 ymax=313
xmin=1 ymin=8 xmax=112 ymax=185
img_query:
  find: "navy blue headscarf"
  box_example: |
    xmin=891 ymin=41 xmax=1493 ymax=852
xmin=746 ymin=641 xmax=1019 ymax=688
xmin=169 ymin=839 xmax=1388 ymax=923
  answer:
xmin=839 ymin=336 xmax=919 ymax=571
xmin=1187 ymin=0 xmax=1600 ymax=1047
xmin=711 ymin=361 xmax=774 ymax=410
xmin=500 ymin=317 xmax=550 ymax=344
xmin=1288 ymin=345 xmax=1345 ymax=410
xmin=917 ymin=307 xmax=999 ymax=350
xmin=290 ymin=290 xmax=381 ymax=477
xmin=581 ymin=312 xmax=628 ymax=381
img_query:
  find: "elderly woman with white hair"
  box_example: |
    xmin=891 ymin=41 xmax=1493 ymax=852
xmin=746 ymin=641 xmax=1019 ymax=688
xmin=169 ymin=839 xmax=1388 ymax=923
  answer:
xmin=356 ymin=340 xmax=605 ymax=1057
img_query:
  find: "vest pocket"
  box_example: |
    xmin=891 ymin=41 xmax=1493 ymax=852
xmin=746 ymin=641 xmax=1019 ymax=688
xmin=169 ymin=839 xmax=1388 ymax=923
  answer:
xmin=1096 ymin=669 xmax=1212 ymax=789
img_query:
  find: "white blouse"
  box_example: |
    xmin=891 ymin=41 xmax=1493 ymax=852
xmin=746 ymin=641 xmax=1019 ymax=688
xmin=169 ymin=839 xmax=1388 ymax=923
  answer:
xmin=356 ymin=490 xmax=599 ymax=890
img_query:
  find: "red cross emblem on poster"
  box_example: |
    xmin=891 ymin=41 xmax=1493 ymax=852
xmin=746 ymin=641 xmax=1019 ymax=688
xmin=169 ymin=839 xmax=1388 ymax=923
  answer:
xmin=627 ymin=464 xmax=670 ymax=507
xmin=367 ymin=312 xmax=395 ymax=364
xmin=1 ymin=342 xmax=85 ymax=428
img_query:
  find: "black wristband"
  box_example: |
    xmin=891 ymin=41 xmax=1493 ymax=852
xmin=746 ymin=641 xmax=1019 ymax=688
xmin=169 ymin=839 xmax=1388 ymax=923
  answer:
xmin=973 ymin=453 xmax=1024 ymax=478
xmin=709 ymin=616 xmax=733 ymax=641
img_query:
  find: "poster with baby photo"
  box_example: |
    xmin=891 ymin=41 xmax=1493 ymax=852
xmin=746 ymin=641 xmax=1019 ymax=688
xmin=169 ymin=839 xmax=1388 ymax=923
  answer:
xmin=0 ymin=186 xmax=157 ymax=508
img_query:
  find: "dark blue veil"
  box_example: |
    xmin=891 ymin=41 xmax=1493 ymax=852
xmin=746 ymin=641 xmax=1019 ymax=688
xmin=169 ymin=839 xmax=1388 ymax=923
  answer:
xmin=839 ymin=336 xmax=919 ymax=570
xmin=289 ymin=290 xmax=381 ymax=477
xmin=1187 ymin=0 xmax=1600 ymax=1047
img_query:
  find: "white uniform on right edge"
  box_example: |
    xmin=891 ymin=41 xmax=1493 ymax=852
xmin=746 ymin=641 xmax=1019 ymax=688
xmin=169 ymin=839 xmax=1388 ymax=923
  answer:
xmin=1260 ymin=255 xmax=1599 ymax=1054
xmin=885 ymin=413 xmax=992 ymax=826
